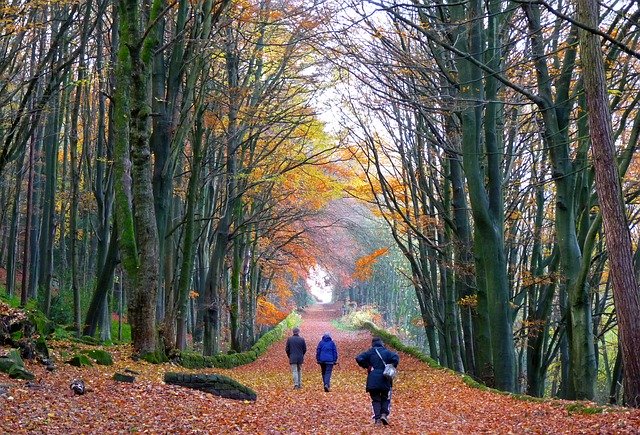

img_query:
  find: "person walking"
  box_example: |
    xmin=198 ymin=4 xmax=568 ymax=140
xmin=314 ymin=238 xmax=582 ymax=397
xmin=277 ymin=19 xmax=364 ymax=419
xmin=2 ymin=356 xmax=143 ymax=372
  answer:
xmin=316 ymin=332 xmax=338 ymax=392
xmin=285 ymin=327 xmax=307 ymax=389
xmin=356 ymin=336 xmax=399 ymax=425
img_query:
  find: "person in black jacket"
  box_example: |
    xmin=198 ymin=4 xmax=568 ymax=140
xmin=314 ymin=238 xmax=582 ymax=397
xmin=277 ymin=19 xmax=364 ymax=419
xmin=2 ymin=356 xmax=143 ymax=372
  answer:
xmin=356 ymin=337 xmax=400 ymax=425
xmin=285 ymin=327 xmax=307 ymax=389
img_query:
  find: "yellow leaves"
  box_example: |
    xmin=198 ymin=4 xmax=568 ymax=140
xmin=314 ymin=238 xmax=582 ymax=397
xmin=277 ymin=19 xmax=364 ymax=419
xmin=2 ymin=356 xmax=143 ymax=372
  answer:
xmin=507 ymin=209 xmax=522 ymax=221
xmin=352 ymin=248 xmax=389 ymax=282
xmin=458 ymin=294 xmax=478 ymax=308
xmin=418 ymin=214 xmax=440 ymax=230
xmin=410 ymin=316 xmax=425 ymax=327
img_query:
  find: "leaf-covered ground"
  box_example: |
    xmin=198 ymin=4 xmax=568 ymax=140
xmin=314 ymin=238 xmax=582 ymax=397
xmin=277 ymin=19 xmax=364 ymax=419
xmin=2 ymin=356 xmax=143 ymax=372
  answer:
xmin=2 ymin=304 xmax=640 ymax=433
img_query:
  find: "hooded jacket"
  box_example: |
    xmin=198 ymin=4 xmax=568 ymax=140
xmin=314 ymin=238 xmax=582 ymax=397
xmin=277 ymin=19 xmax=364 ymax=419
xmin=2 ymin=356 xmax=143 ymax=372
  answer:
xmin=316 ymin=334 xmax=338 ymax=364
xmin=355 ymin=337 xmax=399 ymax=391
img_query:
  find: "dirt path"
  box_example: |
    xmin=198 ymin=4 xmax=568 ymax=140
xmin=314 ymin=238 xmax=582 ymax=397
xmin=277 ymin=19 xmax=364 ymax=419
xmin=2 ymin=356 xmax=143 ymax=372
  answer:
xmin=2 ymin=303 xmax=640 ymax=433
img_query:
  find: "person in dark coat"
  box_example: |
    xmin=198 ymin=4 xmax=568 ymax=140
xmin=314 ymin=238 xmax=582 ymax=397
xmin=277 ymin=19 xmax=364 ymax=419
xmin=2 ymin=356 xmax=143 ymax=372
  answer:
xmin=285 ymin=327 xmax=307 ymax=389
xmin=316 ymin=332 xmax=338 ymax=392
xmin=356 ymin=336 xmax=399 ymax=425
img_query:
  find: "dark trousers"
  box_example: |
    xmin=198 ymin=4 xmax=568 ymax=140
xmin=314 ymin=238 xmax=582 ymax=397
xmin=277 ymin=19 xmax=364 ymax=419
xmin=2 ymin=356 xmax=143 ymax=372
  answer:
xmin=320 ymin=363 xmax=334 ymax=387
xmin=369 ymin=389 xmax=392 ymax=419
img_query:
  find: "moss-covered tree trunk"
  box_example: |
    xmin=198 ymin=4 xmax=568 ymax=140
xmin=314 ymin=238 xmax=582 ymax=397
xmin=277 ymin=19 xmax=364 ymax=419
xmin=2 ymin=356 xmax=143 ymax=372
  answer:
xmin=113 ymin=0 xmax=163 ymax=355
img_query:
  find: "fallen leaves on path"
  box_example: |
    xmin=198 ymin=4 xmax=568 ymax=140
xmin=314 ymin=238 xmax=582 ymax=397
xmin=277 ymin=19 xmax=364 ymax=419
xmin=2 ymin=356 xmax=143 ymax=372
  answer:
xmin=1 ymin=304 xmax=640 ymax=434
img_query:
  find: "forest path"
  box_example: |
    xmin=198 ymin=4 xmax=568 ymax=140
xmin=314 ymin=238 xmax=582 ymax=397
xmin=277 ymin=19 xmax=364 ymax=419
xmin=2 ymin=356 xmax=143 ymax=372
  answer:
xmin=226 ymin=303 xmax=640 ymax=434
xmin=2 ymin=303 xmax=640 ymax=433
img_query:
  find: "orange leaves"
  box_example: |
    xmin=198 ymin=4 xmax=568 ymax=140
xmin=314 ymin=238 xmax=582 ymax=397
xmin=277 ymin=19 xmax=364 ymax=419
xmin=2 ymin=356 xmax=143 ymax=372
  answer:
xmin=352 ymin=247 xmax=388 ymax=282
xmin=520 ymin=270 xmax=556 ymax=287
xmin=256 ymin=296 xmax=287 ymax=326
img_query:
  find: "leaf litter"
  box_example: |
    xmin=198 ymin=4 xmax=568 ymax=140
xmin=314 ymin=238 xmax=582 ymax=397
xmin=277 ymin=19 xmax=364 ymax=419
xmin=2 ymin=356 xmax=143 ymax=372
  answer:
xmin=1 ymin=304 xmax=639 ymax=433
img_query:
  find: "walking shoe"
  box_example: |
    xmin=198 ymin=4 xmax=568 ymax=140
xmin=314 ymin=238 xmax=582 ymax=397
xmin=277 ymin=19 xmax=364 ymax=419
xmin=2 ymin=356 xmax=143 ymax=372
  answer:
xmin=373 ymin=419 xmax=381 ymax=425
xmin=324 ymin=384 xmax=330 ymax=392
xmin=380 ymin=414 xmax=389 ymax=425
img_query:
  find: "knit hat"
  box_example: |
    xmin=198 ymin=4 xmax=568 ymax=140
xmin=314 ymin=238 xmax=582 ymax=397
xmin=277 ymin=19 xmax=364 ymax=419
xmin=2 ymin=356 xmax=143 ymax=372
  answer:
xmin=371 ymin=337 xmax=383 ymax=346
xmin=292 ymin=327 xmax=300 ymax=334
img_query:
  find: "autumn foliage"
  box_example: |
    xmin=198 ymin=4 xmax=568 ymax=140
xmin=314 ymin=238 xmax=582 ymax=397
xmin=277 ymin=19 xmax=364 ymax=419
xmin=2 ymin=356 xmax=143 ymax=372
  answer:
xmin=256 ymin=296 xmax=287 ymax=326
xmin=352 ymin=248 xmax=389 ymax=282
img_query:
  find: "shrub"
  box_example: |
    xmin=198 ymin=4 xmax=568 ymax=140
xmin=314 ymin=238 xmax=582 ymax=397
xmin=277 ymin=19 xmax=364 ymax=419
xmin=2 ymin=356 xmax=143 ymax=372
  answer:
xmin=341 ymin=305 xmax=382 ymax=329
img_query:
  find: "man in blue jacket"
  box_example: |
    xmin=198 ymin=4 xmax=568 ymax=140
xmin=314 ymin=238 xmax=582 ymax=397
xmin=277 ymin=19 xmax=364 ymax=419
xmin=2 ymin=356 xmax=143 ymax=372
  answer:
xmin=316 ymin=332 xmax=338 ymax=392
xmin=356 ymin=337 xmax=400 ymax=425
xmin=285 ymin=327 xmax=307 ymax=389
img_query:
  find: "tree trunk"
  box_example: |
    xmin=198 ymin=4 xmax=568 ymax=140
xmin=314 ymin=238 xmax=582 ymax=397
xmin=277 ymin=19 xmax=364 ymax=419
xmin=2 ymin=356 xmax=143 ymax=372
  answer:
xmin=113 ymin=0 xmax=163 ymax=355
xmin=20 ymin=131 xmax=36 ymax=306
xmin=577 ymin=0 xmax=640 ymax=407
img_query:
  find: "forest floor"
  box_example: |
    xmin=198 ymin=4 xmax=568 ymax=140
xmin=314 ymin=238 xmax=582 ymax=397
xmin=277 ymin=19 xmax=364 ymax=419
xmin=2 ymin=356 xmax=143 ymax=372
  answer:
xmin=1 ymin=304 xmax=640 ymax=434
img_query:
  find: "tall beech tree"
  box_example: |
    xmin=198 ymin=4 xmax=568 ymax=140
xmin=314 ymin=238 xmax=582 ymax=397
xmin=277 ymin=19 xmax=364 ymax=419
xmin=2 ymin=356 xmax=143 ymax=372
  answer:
xmin=113 ymin=0 xmax=165 ymax=354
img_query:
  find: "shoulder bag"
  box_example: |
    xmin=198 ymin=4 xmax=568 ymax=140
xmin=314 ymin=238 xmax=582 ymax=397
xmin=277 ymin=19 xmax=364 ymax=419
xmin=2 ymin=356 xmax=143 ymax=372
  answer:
xmin=375 ymin=348 xmax=397 ymax=380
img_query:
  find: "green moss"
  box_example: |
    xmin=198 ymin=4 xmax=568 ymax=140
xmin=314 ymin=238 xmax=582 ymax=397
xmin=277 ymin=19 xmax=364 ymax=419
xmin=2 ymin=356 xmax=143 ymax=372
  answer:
xmin=462 ymin=374 xmax=489 ymax=391
xmin=0 ymin=350 xmax=36 ymax=381
xmin=565 ymin=403 xmax=606 ymax=415
xmin=510 ymin=393 xmax=546 ymax=403
xmin=24 ymin=300 xmax=54 ymax=336
xmin=331 ymin=319 xmax=359 ymax=331
xmin=360 ymin=321 xmax=441 ymax=368
xmin=83 ymin=349 xmax=114 ymax=365
xmin=0 ymin=292 xmax=21 ymax=308
xmin=51 ymin=326 xmax=73 ymax=340
xmin=67 ymin=354 xmax=93 ymax=367
xmin=35 ymin=336 xmax=50 ymax=359
xmin=141 ymin=350 xmax=169 ymax=364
